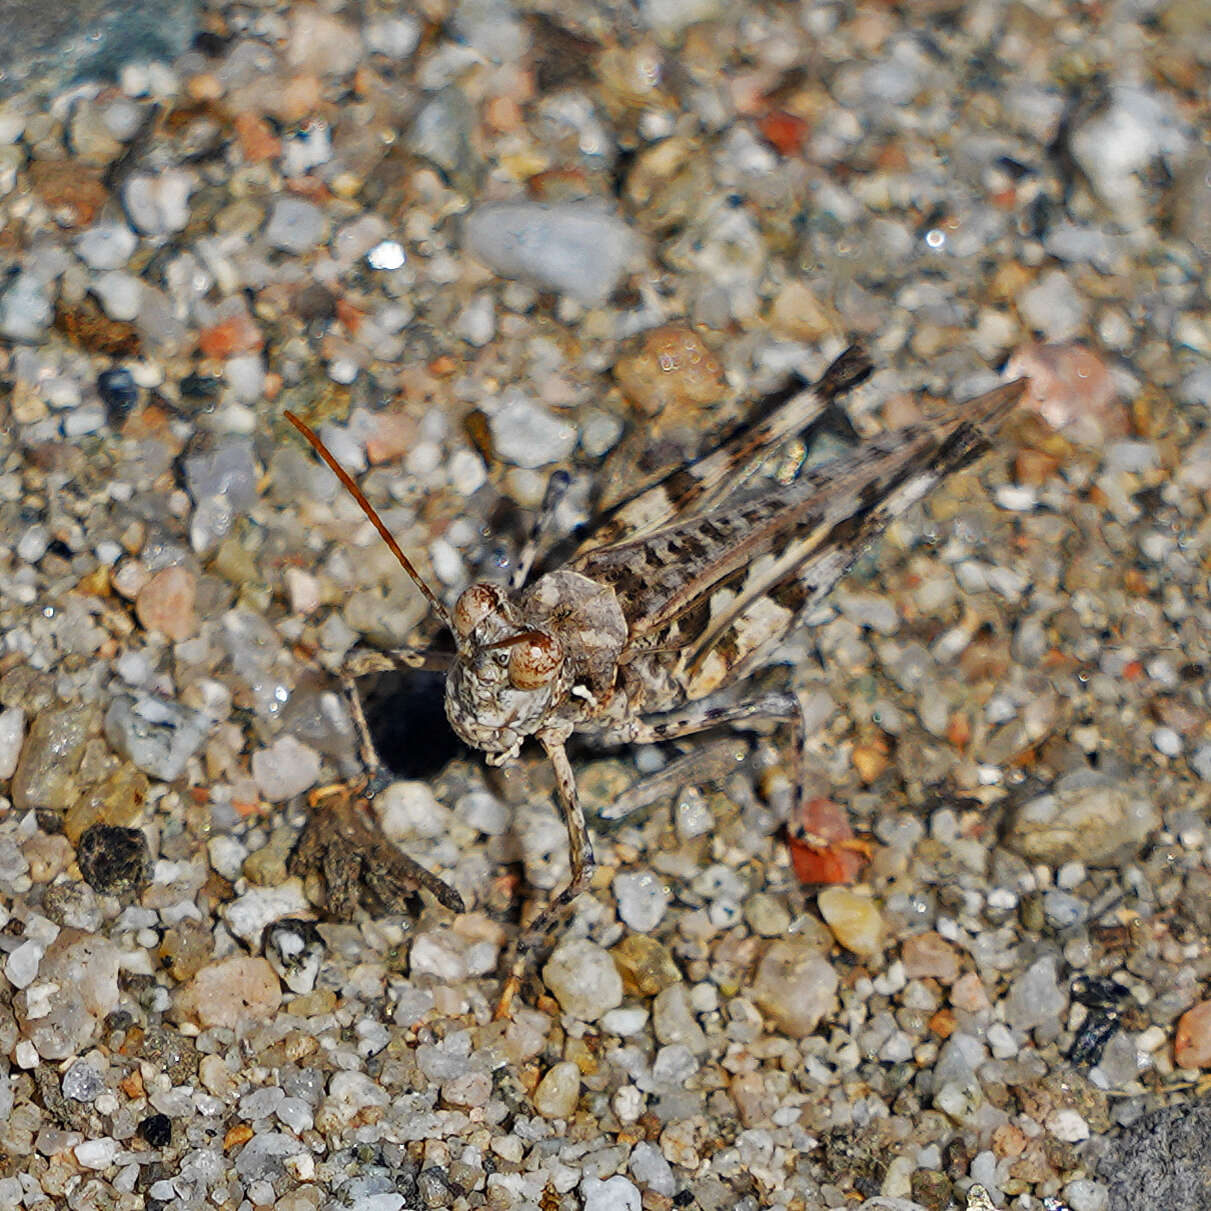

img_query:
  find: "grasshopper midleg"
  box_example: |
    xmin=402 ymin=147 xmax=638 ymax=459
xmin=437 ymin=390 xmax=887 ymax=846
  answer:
xmin=285 ymin=344 xmax=1025 ymax=1010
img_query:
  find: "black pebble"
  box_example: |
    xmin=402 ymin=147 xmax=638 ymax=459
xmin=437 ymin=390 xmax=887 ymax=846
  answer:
xmin=139 ymin=1114 xmax=172 ymax=1147
xmin=179 ymin=372 xmax=222 ymax=401
xmin=97 ymin=368 xmax=139 ymax=419
xmin=76 ymin=824 xmax=150 ymax=897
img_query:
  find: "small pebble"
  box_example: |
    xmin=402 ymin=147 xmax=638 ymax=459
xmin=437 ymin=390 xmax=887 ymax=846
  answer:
xmin=488 ymin=392 xmax=577 ymax=468
xmin=750 ymin=939 xmax=838 ymax=1038
xmin=543 ymin=938 xmax=623 ymax=1021
xmin=175 ymin=956 xmax=282 ymax=1029
xmin=0 ymin=707 xmax=26 ymax=780
xmin=465 ymin=200 xmax=642 ymax=306
xmin=251 ymin=735 xmax=322 ymax=802
xmin=224 ymin=881 xmax=311 ymax=947
xmin=123 ymin=171 xmax=192 ymax=235
xmin=265 ymin=197 xmax=329 ymax=253
xmin=74 ymin=1137 xmax=119 ymax=1170
xmin=104 ymin=694 xmax=211 ymax=783
xmin=1174 ymin=1000 xmax=1211 ymax=1069
xmin=532 ymin=1061 xmax=580 ymax=1119
xmin=902 ymin=932 xmax=960 ymax=984
xmin=581 ymin=1175 xmax=641 ymax=1211
xmin=135 ymin=565 xmax=197 ymax=640
xmin=818 ymin=887 xmax=886 ymax=956
xmin=613 ymin=870 xmax=669 ymax=932
xmin=1004 ymin=955 xmax=1067 ymax=1033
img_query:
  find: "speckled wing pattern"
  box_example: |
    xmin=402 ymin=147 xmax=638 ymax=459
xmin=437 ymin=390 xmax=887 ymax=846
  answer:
xmin=576 ymin=343 xmax=874 ymax=553
xmin=570 ymin=374 xmax=1027 ymax=703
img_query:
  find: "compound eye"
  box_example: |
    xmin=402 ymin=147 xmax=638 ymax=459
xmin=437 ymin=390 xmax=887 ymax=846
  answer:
xmin=453 ymin=584 xmax=498 ymax=637
xmin=508 ymin=632 xmax=563 ymax=691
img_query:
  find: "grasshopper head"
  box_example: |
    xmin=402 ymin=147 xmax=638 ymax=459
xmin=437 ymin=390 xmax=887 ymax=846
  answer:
xmin=446 ymin=582 xmax=569 ymax=756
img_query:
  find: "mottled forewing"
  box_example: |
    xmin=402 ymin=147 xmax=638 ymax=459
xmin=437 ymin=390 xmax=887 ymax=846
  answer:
xmin=677 ymin=379 xmax=1028 ymax=697
xmin=573 ymin=378 xmax=1025 ymax=699
xmin=575 ymin=345 xmax=873 ymax=554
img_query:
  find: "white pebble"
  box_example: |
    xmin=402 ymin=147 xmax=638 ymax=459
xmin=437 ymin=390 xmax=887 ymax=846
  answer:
xmin=92 ymin=271 xmax=142 ymax=321
xmin=76 ymin=223 xmax=138 ymax=270
xmin=251 ymin=735 xmax=322 ymax=802
xmin=613 ymin=870 xmax=669 ymax=932
xmin=465 ymin=200 xmax=642 ymax=307
xmin=581 ymin=1175 xmax=641 ymax=1211
xmin=600 ymin=1005 xmax=648 ymax=1036
xmin=0 ymin=707 xmax=26 ymax=779
xmin=456 ymin=292 xmax=496 ymax=346
xmin=123 ymin=171 xmax=193 ymax=235
xmin=489 ymin=392 xmax=577 ymax=468
xmin=5 ymin=939 xmax=43 ymax=988
xmin=1047 ymin=1108 xmax=1091 ymax=1142
xmin=223 ymin=881 xmax=311 ymax=947
xmin=1153 ymin=726 xmax=1182 ymax=757
xmin=75 ymin=1138 xmax=119 ymax=1169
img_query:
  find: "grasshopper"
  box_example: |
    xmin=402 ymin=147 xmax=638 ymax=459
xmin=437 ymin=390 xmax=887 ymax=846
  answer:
xmin=285 ymin=343 xmax=1025 ymax=1008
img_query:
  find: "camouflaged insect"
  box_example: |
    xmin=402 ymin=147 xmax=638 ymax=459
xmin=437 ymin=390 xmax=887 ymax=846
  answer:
xmin=286 ymin=343 xmax=1025 ymax=1005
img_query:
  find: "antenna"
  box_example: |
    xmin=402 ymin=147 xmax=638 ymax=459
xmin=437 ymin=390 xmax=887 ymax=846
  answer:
xmin=284 ymin=411 xmax=453 ymax=631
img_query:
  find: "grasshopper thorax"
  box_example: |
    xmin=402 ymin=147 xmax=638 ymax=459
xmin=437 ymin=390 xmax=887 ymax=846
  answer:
xmin=445 ymin=581 xmax=571 ymax=757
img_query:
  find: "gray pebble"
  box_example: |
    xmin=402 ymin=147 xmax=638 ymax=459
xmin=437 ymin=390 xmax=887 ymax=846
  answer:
xmin=264 ymin=197 xmax=329 ymax=254
xmin=184 ymin=434 xmax=259 ymax=510
xmin=465 ymin=200 xmax=642 ymax=306
xmin=62 ymin=1059 xmax=106 ymax=1102
xmin=0 ymin=271 xmax=52 ymax=342
xmin=488 ymin=391 xmax=577 ymax=468
xmin=1004 ymin=954 xmax=1067 ymax=1033
xmin=104 ymin=693 xmax=211 ymax=782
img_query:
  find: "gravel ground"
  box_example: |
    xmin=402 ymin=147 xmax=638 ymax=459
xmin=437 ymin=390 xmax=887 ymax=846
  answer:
xmin=0 ymin=3 xmax=1210 ymax=1211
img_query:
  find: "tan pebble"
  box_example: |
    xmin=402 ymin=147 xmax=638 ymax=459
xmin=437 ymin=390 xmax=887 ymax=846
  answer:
xmin=175 ymin=955 xmax=281 ymax=1029
xmin=224 ymin=1123 xmax=253 ymax=1150
xmin=198 ymin=1053 xmax=236 ymax=1099
xmin=818 ymin=887 xmax=885 ymax=957
xmin=851 ymin=741 xmax=889 ymax=784
xmin=289 ymin=988 xmax=336 ymax=1019
xmin=659 ymin=1119 xmax=700 ymax=1168
xmin=532 ymin=1061 xmax=580 ymax=1119
xmin=950 ymin=971 xmax=992 ymax=1013
xmin=119 ymin=1069 xmax=144 ymax=1099
xmin=730 ymin=1070 xmax=775 ymax=1128
xmin=21 ymin=832 xmax=74 ymax=883
xmin=611 ymin=934 xmax=681 ymax=997
xmin=186 ymin=72 xmax=224 ymax=101
xmin=767 ymin=278 xmax=839 ymax=342
xmin=613 ymin=324 xmax=726 ymax=417
xmin=1174 ymin=999 xmax=1211 ymax=1068
xmin=929 ymin=1007 xmax=956 ymax=1039
xmin=135 ymin=566 xmax=197 ymax=641
xmin=273 ymin=74 xmax=322 ymax=123
xmin=901 ymin=931 xmax=960 ymax=984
